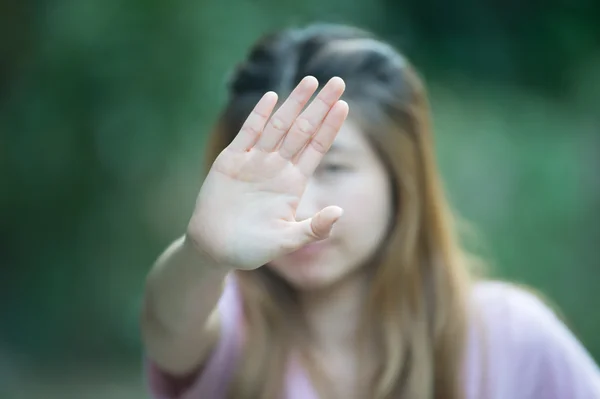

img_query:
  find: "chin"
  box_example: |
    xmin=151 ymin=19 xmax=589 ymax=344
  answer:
xmin=267 ymin=258 xmax=350 ymax=292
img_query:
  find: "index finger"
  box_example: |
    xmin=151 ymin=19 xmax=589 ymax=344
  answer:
xmin=295 ymin=100 xmax=349 ymax=177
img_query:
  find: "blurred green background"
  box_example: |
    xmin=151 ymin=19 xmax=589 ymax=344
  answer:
xmin=1 ymin=0 xmax=599 ymax=397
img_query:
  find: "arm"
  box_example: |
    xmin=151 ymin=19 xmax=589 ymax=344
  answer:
xmin=141 ymin=235 xmax=229 ymax=377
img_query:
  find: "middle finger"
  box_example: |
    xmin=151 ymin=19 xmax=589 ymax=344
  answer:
xmin=277 ymin=77 xmax=346 ymax=160
xmin=254 ymin=76 xmax=318 ymax=152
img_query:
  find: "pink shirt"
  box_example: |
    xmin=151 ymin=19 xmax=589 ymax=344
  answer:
xmin=146 ymin=277 xmax=600 ymax=398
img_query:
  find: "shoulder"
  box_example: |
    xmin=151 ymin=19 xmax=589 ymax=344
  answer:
xmin=471 ymin=281 xmax=560 ymax=337
xmin=470 ymin=281 xmax=583 ymax=357
xmin=468 ymin=281 xmax=600 ymax=398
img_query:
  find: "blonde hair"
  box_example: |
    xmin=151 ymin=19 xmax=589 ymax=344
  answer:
xmin=204 ymin=23 xmax=478 ymax=399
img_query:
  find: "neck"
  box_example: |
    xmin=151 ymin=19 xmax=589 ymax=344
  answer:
xmin=297 ymin=270 xmax=371 ymax=353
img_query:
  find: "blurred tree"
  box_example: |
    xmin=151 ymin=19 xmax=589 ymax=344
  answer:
xmin=380 ymin=0 xmax=600 ymax=96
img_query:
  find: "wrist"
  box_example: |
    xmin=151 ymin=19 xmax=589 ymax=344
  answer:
xmin=181 ymin=233 xmax=232 ymax=273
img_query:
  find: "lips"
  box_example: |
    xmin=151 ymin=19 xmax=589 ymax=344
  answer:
xmin=289 ymin=241 xmax=329 ymax=258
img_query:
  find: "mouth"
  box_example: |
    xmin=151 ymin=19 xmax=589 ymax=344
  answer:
xmin=288 ymin=241 xmax=330 ymax=258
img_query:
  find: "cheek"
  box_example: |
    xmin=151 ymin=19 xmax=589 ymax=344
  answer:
xmin=331 ymin=175 xmax=392 ymax=247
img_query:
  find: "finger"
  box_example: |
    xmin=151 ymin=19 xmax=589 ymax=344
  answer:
xmin=228 ymin=91 xmax=278 ymax=152
xmin=278 ymin=77 xmax=346 ymax=160
xmin=293 ymin=206 xmax=344 ymax=245
xmin=255 ymin=76 xmax=319 ymax=152
xmin=295 ymin=100 xmax=349 ymax=176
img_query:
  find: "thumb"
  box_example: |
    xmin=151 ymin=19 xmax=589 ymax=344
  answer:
xmin=294 ymin=205 xmax=344 ymax=246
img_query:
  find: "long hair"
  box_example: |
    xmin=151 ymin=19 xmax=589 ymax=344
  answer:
xmin=204 ymin=23 xmax=476 ymax=399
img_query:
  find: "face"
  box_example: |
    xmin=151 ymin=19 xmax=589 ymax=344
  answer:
xmin=268 ymin=119 xmax=393 ymax=290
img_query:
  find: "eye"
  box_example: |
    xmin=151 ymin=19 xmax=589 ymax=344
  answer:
xmin=319 ymin=163 xmax=350 ymax=174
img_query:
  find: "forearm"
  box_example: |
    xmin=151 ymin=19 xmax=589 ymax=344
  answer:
xmin=141 ymin=235 xmax=230 ymax=375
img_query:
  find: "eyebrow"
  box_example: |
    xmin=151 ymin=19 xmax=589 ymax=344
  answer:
xmin=327 ymin=143 xmax=352 ymax=154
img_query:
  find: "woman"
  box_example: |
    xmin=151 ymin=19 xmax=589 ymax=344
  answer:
xmin=141 ymin=23 xmax=600 ymax=398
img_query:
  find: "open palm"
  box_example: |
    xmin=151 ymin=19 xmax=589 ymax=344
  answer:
xmin=187 ymin=76 xmax=349 ymax=270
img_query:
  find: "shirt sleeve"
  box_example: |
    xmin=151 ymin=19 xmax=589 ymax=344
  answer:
xmin=145 ymin=273 xmax=244 ymax=399
xmin=503 ymin=285 xmax=600 ymax=398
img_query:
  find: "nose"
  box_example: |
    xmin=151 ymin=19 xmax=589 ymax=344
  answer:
xmin=295 ymin=180 xmax=321 ymax=221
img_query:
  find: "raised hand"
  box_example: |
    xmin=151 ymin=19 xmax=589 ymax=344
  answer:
xmin=187 ymin=76 xmax=349 ymax=270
